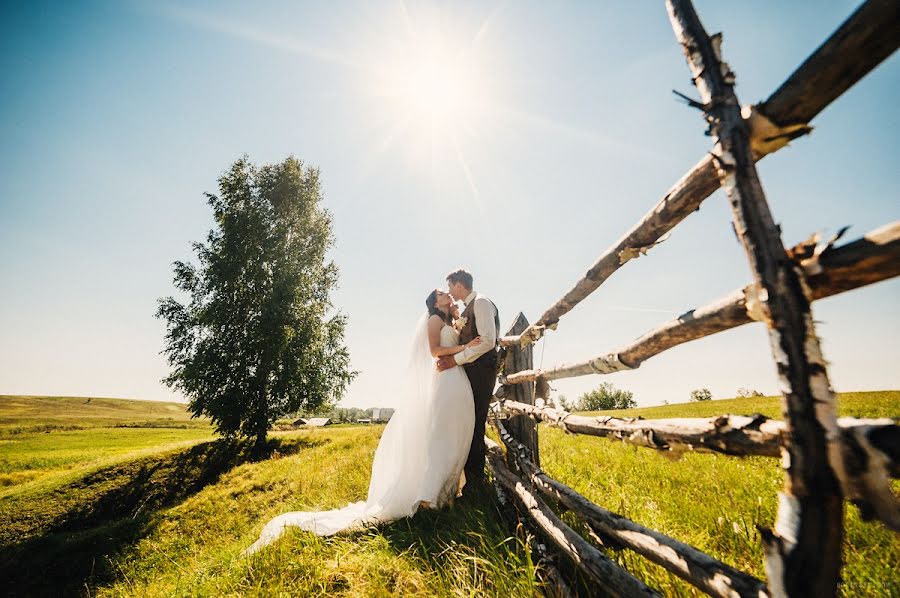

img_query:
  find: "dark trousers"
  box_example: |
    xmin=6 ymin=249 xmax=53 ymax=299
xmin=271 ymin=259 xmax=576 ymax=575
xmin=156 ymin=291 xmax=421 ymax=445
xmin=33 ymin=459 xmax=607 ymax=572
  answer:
xmin=463 ymin=359 xmax=497 ymax=488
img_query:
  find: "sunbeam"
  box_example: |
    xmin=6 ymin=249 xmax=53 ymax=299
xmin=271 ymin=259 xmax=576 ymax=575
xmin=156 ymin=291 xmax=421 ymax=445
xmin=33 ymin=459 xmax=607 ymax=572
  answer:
xmin=452 ymin=132 xmax=481 ymax=204
xmin=157 ymin=3 xmax=360 ymax=69
xmin=368 ymin=25 xmax=489 ymax=151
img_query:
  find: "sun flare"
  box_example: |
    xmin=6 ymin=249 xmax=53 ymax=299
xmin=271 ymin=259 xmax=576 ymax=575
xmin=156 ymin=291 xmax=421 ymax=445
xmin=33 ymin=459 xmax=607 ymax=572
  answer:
xmin=371 ymin=29 xmax=487 ymax=148
xmin=399 ymin=49 xmax=473 ymax=125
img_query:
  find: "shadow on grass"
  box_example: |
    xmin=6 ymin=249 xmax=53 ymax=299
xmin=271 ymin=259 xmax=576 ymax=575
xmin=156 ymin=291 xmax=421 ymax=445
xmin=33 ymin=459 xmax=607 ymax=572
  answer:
xmin=379 ymin=480 xmax=599 ymax=596
xmin=377 ymin=482 xmax=542 ymax=595
xmin=0 ymin=435 xmax=324 ymax=598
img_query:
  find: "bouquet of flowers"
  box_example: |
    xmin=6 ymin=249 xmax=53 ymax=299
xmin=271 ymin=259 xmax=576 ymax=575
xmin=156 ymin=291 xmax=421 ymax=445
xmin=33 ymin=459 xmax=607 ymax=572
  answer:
xmin=453 ymin=316 xmax=468 ymax=332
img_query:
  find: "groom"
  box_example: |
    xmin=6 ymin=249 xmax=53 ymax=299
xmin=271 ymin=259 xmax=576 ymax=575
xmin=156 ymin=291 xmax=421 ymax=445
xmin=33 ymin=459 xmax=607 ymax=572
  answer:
xmin=436 ymin=269 xmax=500 ymax=496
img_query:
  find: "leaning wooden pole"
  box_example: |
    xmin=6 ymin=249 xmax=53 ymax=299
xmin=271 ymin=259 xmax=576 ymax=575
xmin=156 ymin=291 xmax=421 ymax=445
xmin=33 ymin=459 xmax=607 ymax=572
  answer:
xmin=666 ymin=2 xmax=846 ymax=596
xmin=759 ymin=0 xmax=900 ymax=128
xmin=514 ymin=0 xmax=899 ymax=348
xmin=502 ymin=222 xmax=900 ymax=378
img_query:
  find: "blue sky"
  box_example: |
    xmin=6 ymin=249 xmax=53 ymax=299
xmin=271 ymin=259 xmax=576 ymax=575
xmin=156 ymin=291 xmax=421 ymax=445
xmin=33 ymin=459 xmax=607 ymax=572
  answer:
xmin=1 ymin=0 xmax=897 ymax=408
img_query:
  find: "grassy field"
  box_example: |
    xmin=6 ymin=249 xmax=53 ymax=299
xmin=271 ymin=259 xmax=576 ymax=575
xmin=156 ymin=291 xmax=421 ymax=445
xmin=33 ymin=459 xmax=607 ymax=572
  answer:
xmin=0 ymin=395 xmax=214 ymax=489
xmin=0 ymin=395 xmax=208 ymax=432
xmin=580 ymin=389 xmax=899 ymax=420
xmin=0 ymin=392 xmax=896 ymax=596
xmin=554 ymin=390 xmax=900 ymax=596
xmin=0 ymin=397 xmax=538 ymax=597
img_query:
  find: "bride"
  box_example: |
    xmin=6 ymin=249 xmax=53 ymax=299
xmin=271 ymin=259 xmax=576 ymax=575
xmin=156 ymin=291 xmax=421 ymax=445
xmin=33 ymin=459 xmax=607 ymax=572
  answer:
xmin=244 ymin=289 xmax=479 ymax=555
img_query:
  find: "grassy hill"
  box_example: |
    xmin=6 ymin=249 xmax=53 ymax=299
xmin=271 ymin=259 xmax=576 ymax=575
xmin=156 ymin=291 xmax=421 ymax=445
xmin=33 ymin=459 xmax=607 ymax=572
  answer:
xmin=0 ymin=395 xmax=213 ymax=489
xmin=0 ymin=395 xmax=208 ymax=433
xmin=582 ymin=389 xmax=899 ymax=420
xmin=0 ymin=392 xmax=896 ymax=596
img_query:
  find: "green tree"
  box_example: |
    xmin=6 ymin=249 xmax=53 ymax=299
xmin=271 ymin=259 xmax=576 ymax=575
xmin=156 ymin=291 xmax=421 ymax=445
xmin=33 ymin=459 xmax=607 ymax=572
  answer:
xmin=554 ymin=394 xmax=574 ymax=411
xmin=577 ymin=382 xmax=636 ymax=411
xmin=156 ymin=156 xmax=355 ymax=449
xmin=690 ymin=388 xmax=713 ymax=402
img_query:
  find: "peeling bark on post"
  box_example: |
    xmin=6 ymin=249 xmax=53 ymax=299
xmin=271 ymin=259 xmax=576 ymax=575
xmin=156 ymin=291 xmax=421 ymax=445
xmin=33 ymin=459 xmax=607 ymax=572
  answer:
xmin=803 ymin=222 xmax=900 ymax=299
xmin=666 ymin=1 xmax=847 ymax=595
xmin=493 ymin=417 xmax=771 ymax=598
xmin=502 ymin=313 xmax=539 ymax=468
xmin=486 ymin=438 xmax=660 ymax=597
xmin=837 ymin=421 xmax=900 ymax=530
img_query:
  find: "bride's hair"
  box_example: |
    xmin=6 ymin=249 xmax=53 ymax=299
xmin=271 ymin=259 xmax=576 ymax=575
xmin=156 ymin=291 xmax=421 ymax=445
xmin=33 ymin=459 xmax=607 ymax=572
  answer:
xmin=425 ymin=289 xmax=452 ymax=325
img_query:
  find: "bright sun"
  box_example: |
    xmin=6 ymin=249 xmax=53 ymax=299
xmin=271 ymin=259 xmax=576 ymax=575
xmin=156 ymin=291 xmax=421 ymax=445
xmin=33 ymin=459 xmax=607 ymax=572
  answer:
xmin=403 ymin=49 xmax=472 ymax=125
xmin=371 ymin=28 xmax=487 ymax=150
xmin=357 ymin=6 xmax=504 ymax=198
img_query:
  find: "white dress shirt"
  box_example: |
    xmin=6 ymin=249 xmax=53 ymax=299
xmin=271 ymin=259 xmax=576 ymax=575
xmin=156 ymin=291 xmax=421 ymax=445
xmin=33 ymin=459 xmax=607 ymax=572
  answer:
xmin=454 ymin=291 xmax=498 ymax=365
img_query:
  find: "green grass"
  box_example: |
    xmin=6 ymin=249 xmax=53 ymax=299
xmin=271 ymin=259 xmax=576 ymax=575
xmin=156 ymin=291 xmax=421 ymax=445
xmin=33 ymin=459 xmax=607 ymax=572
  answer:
xmin=580 ymin=389 xmax=899 ymax=420
xmin=0 ymin=427 xmax=216 ymax=489
xmin=546 ymin=390 xmax=899 ymax=596
xmin=1 ymin=392 xmax=896 ymax=596
xmin=0 ymin=395 xmax=208 ymax=432
xmin=93 ymin=427 xmax=538 ymax=597
xmin=0 ymin=395 xmax=214 ymax=490
xmin=0 ymin=397 xmax=539 ymax=597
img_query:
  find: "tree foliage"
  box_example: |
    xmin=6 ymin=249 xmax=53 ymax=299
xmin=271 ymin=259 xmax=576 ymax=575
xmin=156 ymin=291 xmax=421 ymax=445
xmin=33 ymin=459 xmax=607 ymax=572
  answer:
xmin=690 ymin=388 xmax=713 ymax=402
xmin=156 ymin=156 xmax=355 ymax=446
xmin=576 ymin=382 xmax=636 ymax=411
xmin=304 ymin=406 xmax=396 ymax=423
xmin=736 ymin=387 xmax=764 ymax=398
xmin=554 ymin=394 xmax=574 ymax=412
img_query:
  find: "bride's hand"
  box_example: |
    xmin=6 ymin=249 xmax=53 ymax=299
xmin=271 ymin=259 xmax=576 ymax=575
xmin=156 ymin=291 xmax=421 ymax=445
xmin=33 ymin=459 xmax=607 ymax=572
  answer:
xmin=466 ymin=336 xmax=481 ymax=348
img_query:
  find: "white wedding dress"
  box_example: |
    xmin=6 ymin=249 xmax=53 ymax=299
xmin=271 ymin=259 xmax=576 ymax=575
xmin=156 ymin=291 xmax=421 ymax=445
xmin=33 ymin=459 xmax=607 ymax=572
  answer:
xmin=244 ymin=317 xmax=475 ymax=555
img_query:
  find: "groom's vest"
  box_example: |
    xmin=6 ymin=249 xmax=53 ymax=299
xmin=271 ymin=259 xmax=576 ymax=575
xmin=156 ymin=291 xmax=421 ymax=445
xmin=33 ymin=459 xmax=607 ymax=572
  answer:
xmin=458 ymin=295 xmax=500 ymax=370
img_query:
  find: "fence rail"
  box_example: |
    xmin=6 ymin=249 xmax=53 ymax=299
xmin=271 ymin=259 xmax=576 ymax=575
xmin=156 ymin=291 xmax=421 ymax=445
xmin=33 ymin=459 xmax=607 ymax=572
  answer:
xmin=508 ymin=0 xmax=900 ymax=349
xmin=490 ymin=417 xmax=770 ymax=598
xmin=497 ymin=399 xmax=899 ymax=531
xmin=502 ymin=222 xmax=900 ymax=385
xmin=487 ymin=437 xmax=662 ymax=597
xmin=486 ymin=1 xmax=900 ymax=596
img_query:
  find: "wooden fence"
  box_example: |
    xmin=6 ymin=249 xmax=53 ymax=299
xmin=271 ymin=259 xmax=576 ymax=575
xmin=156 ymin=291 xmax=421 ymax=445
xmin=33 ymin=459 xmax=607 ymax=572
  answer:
xmin=485 ymin=1 xmax=899 ymax=596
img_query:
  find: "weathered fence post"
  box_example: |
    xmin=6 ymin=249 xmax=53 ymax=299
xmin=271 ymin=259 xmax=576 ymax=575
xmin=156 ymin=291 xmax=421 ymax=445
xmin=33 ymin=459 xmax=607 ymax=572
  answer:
xmin=503 ymin=313 xmax=539 ymax=468
xmin=479 ymin=3 xmax=899 ymax=594
xmin=666 ymin=1 xmax=848 ymax=595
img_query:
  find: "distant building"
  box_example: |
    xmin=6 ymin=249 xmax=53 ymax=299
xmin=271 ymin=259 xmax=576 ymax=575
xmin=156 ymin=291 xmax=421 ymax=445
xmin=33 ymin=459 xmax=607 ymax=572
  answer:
xmin=356 ymin=418 xmax=372 ymax=424
xmin=305 ymin=417 xmax=332 ymax=427
xmin=292 ymin=418 xmax=307 ymax=427
xmin=371 ymin=408 xmax=395 ymax=423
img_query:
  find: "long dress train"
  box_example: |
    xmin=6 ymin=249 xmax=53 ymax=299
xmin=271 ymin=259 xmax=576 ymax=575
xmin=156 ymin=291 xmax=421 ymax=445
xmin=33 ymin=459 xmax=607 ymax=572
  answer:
xmin=244 ymin=321 xmax=474 ymax=554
